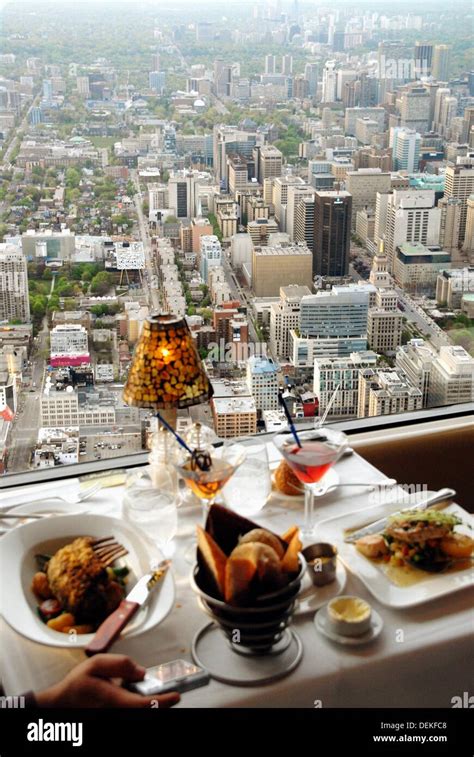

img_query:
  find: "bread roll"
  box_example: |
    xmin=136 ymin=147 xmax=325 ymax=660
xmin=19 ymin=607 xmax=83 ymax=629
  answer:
xmin=239 ymin=528 xmax=285 ymax=559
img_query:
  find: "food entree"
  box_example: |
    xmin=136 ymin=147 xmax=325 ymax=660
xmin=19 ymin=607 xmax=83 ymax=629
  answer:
xmin=31 ymin=537 xmax=129 ymax=634
xmin=355 ymin=510 xmax=473 ymax=572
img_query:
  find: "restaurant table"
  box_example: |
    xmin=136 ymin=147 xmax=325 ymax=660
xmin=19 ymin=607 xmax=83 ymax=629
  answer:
xmin=1 ymin=449 xmax=473 ymax=708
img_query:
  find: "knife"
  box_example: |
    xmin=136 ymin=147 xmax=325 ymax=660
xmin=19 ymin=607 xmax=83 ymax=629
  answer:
xmin=344 ymin=488 xmax=456 ymax=544
xmin=85 ymin=560 xmax=171 ymax=656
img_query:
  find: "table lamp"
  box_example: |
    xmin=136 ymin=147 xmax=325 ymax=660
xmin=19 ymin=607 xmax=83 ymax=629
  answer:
xmin=123 ymin=312 xmax=213 ymax=422
xmin=123 ymin=313 xmax=214 ymax=481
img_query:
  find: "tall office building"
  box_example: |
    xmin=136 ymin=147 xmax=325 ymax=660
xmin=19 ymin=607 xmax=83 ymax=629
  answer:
xmin=390 ymin=127 xmax=421 ymax=173
xmin=396 ymin=338 xmax=437 ymax=406
xmin=312 ymin=191 xmax=352 ymax=277
xmin=345 ymin=169 xmax=391 ymax=228
xmin=200 ymin=235 xmax=222 ymax=283
xmin=0 ymin=246 xmax=30 ymax=323
xmin=286 ymin=184 xmax=315 ymax=241
xmin=358 ymin=369 xmax=423 ymax=418
xmin=281 ymin=55 xmax=293 ymax=75
xmin=462 ymin=195 xmax=474 ymax=256
xmin=151 ymin=52 xmax=160 ymax=72
xmin=265 ymin=55 xmax=276 ymax=75
xmin=438 ymin=197 xmax=462 ymax=256
xmin=258 ymin=145 xmax=283 ymax=183
xmin=432 ymin=45 xmax=451 ymax=82
xmin=429 ymin=346 xmax=474 ymax=407
xmin=272 ymin=175 xmax=306 ymax=227
xmin=399 ymin=87 xmax=431 ymax=133
xmin=290 ymin=286 xmax=370 ymax=365
xmin=443 ymin=159 xmax=474 ymax=247
xmin=294 ymin=195 xmax=316 ymax=251
xmin=269 ymin=285 xmax=311 ymax=360
xmin=168 ymin=171 xmax=203 ymax=218
xmin=304 ymin=62 xmax=319 ymax=97
xmin=246 ymin=357 xmax=279 ymax=412
xmin=42 ymin=79 xmax=53 ymax=103
xmin=314 ymin=351 xmax=378 ymax=419
xmin=149 ymin=71 xmax=166 ymax=93
xmin=381 ymin=190 xmax=442 ymax=272
xmin=414 ymin=42 xmax=433 ymax=78
xmin=213 ymin=125 xmax=262 ymax=186
xmin=321 ymin=61 xmax=337 ymax=103
xmin=251 ymin=243 xmax=313 ymax=297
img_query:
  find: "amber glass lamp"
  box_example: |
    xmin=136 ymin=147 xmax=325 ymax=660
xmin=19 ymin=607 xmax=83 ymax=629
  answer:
xmin=123 ymin=313 xmax=213 ymax=411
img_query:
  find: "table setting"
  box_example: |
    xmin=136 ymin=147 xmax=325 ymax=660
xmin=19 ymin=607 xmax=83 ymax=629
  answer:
xmin=0 ymin=313 xmax=473 ymax=708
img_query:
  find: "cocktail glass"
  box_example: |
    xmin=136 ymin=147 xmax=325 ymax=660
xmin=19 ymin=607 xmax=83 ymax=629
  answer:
xmin=273 ymin=428 xmax=348 ymax=539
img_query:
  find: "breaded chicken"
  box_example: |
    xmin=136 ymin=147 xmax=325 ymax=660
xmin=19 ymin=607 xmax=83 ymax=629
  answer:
xmin=46 ymin=537 xmax=123 ymax=623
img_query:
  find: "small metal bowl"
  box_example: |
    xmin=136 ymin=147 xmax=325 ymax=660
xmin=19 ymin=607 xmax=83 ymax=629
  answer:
xmin=302 ymin=543 xmax=337 ymax=587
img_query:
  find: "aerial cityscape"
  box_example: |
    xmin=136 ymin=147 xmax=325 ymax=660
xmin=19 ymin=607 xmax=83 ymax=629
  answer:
xmin=1 ymin=0 xmax=473 ymax=476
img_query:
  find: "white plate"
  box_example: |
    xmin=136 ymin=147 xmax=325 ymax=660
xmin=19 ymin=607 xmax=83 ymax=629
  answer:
xmin=0 ymin=501 xmax=90 ymax=529
xmin=316 ymin=496 xmax=474 ymax=608
xmin=295 ymin=560 xmax=347 ymax=614
xmin=270 ymin=467 xmax=340 ymax=502
xmin=0 ymin=514 xmax=175 ymax=648
xmin=315 ymin=605 xmax=383 ymax=646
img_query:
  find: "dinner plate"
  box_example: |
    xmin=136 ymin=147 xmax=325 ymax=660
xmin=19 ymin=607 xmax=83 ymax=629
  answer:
xmin=0 ymin=514 xmax=175 ymax=648
xmin=315 ymin=605 xmax=384 ymax=646
xmin=295 ymin=560 xmax=347 ymax=614
xmin=270 ymin=467 xmax=340 ymax=502
xmin=0 ymin=501 xmax=91 ymax=529
xmin=316 ymin=495 xmax=474 ymax=608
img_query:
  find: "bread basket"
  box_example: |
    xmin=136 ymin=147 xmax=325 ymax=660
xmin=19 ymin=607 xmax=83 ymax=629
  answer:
xmin=190 ymin=555 xmax=306 ymax=654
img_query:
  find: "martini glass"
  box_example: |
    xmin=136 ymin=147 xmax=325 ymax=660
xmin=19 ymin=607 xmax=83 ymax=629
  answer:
xmin=274 ymin=427 xmax=348 ymax=540
xmin=174 ymin=442 xmax=246 ymax=562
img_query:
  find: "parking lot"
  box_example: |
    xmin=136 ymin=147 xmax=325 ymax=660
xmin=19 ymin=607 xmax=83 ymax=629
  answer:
xmin=79 ymin=431 xmax=144 ymax=462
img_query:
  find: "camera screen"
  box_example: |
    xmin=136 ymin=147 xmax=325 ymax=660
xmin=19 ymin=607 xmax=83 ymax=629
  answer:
xmin=148 ymin=660 xmax=202 ymax=683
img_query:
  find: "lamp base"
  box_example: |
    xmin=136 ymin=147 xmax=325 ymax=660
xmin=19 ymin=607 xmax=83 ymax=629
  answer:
xmin=158 ymin=407 xmax=177 ymax=430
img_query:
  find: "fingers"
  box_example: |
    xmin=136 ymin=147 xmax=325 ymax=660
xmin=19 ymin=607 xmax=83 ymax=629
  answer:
xmin=141 ymin=691 xmax=181 ymax=709
xmin=111 ymin=688 xmax=181 ymax=709
xmin=86 ymin=654 xmax=146 ymax=682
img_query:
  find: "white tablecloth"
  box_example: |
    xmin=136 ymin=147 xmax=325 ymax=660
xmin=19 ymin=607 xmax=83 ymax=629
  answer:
xmin=1 ymin=450 xmax=473 ymax=707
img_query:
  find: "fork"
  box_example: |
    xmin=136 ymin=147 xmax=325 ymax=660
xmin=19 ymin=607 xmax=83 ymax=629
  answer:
xmin=0 ymin=483 xmax=102 ymax=513
xmin=313 ymin=478 xmax=398 ymax=497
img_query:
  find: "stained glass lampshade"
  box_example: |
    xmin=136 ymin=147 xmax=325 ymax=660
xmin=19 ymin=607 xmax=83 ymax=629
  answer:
xmin=123 ymin=313 xmax=213 ymax=410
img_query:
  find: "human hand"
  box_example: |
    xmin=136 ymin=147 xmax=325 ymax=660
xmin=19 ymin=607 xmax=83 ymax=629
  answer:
xmin=35 ymin=654 xmax=181 ymax=709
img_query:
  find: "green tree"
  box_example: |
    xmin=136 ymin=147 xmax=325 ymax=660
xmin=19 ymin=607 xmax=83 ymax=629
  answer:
xmin=90 ymin=271 xmax=113 ymax=295
xmin=65 ymin=167 xmax=81 ymax=189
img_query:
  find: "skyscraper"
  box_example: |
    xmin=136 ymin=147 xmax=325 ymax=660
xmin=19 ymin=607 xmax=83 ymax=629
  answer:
xmin=42 ymin=79 xmax=53 ymax=103
xmin=304 ymin=62 xmax=318 ymax=97
xmin=264 ymin=55 xmax=276 ymax=75
xmin=322 ymin=61 xmax=337 ymax=103
xmin=149 ymin=71 xmax=166 ymax=93
xmin=281 ymin=55 xmax=293 ymax=75
xmin=414 ymin=42 xmax=433 ymax=78
xmin=312 ymin=191 xmax=352 ymax=276
xmin=444 ymin=159 xmax=474 ymax=247
xmin=0 ymin=246 xmax=30 ymax=323
xmin=390 ymin=127 xmax=421 ymax=173
xmin=432 ymin=45 xmax=451 ymax=81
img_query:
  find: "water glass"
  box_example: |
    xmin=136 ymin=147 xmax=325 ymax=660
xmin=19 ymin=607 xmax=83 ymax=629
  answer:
xmin=122 ymin=467 xmax=178 ymax=556
xmin=222 ymin=443 xmax=271 ymax=516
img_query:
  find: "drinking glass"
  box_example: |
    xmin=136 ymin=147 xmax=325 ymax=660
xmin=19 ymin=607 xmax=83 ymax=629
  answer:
xmin=174 ymin=443 xmax=246 ymax=526
xmin=122 ymin=467 xmax=178 ymax=557
xmin=222 ymin=444 xmax=271 ymax=516
xmin=273 ymin=428 xmax=348 ymax=539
